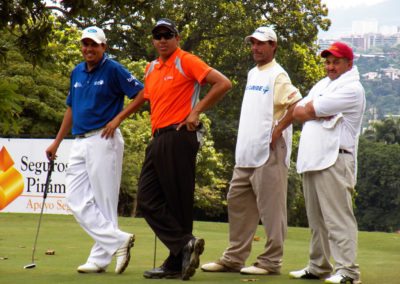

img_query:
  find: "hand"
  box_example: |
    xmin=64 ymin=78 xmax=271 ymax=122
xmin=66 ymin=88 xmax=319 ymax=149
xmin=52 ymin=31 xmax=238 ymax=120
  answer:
xmin=101 ymin=118 xmax=120 ymax=139
xmin=270 ymin=128 xmax=282 ymax=150
xmin=178 ymin=111 xmax=200 ymax=131
xmin=45 ymin=142 xmax=59 ymax=161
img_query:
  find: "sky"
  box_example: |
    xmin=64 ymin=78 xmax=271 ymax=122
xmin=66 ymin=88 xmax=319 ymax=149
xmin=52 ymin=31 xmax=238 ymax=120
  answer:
xmin=319 ymin=0 xmax=400 ymax=39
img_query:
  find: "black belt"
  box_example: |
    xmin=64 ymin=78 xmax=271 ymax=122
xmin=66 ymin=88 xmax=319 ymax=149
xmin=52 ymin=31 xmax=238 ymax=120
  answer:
xmin=339 ymin=149 xmax=351 ymax=154
xmin=153 ymin=124 xmax=180 ymax=137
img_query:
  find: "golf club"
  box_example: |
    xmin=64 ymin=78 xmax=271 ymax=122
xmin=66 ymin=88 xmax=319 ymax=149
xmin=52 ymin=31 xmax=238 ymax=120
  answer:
xmin=24 ymin=160 xmax=54 ymax=269
xmin=153 ymin=235 xmax=157 ymax=269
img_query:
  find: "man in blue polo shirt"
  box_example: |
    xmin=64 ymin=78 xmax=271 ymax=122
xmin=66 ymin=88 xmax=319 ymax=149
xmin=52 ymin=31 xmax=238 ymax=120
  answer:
xmin=46 ymin=26 xmax=143 ymax=274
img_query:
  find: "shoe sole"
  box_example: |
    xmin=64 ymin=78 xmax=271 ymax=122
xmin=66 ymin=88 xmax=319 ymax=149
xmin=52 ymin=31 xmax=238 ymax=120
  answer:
xmin=77 ymin=268 xmax=105 ymax=273
xmin=77 ymin=264 xmax=105 ymax=273
xmin=143 ymin=272 xmax=182 ymax=279
xmin=201 ymin=267 xmax=239 ymax=273
xmin=182 ymin=238 xmax=205 ymax=281
xmin=325 ymin=279 xmax=361 ymax=284
xmin=115 ymin=234 xmax=135 ymax=274
xmin=240 ymin=270 xmax=270 ymax=275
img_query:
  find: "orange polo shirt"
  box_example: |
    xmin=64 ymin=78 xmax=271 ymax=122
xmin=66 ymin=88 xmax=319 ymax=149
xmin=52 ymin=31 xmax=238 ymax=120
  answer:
xmin=144 ymin=48 xmax=212 ymax=133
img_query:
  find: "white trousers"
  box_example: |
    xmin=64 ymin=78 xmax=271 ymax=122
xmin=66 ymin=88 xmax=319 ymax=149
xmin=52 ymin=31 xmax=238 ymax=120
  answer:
xmin=66 ymin=129 xmax=129 ymax=268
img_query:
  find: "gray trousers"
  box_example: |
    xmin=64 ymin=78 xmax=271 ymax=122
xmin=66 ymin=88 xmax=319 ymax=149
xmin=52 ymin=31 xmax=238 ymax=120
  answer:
xmin=303 ymin=153 xmax=360 ymax=280
xmin=220 ymin=137 xmax=288 ymax=273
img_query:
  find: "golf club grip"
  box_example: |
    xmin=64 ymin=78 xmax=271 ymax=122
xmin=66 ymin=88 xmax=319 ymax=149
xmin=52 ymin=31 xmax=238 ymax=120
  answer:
xmin=43 ymin=160 xmax=54 ymax=199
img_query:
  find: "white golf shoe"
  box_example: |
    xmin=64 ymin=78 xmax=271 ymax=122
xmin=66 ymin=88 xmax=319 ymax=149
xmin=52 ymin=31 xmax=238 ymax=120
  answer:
xmin=325 ymin=274 xmax=362 ymax=284
xmin=77 ymin=262 xmax=105 ymax=273
xmin=240 ymin=265 xmax=272 ymax=275
xmin=115 ymin=234 xmax=135 ymax=274
xmin=201 ymin=261 xmax=241 ymax=272
xmin=289 ymin=267 xmax=320 ymax=279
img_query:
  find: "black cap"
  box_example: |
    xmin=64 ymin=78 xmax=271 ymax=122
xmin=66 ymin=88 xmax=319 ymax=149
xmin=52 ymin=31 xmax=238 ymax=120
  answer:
xmin=152 ymin=18 xmax=179 ymax=35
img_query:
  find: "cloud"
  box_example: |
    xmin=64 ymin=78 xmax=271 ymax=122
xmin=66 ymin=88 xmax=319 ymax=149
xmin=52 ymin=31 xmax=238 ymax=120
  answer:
xmin=321 ymin=0 xmax=388 ymax=9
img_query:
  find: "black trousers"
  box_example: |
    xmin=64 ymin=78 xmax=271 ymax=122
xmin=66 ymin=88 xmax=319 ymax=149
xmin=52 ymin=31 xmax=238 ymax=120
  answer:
xmin=137 ymin=128 xmax=199 ymax=261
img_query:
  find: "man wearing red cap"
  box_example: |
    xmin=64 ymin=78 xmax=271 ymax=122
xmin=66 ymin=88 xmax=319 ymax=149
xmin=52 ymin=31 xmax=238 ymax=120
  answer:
xmin=289 ymin=42 xmax=365 ymax=284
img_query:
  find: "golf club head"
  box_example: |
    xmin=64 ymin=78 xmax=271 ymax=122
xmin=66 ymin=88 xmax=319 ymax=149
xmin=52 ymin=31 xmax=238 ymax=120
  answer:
xmin=24 ymin=263 xmax=36 ymax=269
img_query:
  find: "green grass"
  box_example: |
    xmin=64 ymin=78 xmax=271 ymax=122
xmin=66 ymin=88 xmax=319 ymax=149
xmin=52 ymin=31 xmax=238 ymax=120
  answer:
xmin=0 ymin=213 xmax=399 ymax=283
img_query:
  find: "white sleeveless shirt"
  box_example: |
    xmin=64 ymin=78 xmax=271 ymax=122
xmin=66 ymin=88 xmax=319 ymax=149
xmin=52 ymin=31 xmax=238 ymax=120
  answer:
xmin=235 ymin=62 xmax=292 ymax=168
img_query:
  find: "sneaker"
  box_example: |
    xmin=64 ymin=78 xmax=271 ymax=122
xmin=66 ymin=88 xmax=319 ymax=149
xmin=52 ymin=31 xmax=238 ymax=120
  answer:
xmin=240 ymin=265 xmax=273 ymax=275
xmin=181 ymin=237 xmax=205 ymax=280
xmin=201 ymin=262 xmax=240 ymax=272
xmin=289 ymin=268 xmax=320 ymax=279
xmin=325 ymin=274 xmax=362 ymax=284
xmin=115 ymin=234 xmax=135 ymax=274
xmin=77 ymin=262 xmax=105 ymax=273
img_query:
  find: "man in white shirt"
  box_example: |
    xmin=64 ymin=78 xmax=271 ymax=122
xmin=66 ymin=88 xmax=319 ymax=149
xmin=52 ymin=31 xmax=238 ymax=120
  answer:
xmin=289 ymin=42 xmax=365 ymax=284
xmin=201 ymin=26 xmax=301 ymax=275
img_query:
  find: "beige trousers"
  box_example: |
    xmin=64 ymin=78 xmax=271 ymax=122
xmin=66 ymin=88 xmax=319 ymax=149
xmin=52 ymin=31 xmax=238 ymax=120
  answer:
xmin=220 ymin=137 xmax=288 ymax=273
xmin=303 ymin=153 xmax=360 ymax=280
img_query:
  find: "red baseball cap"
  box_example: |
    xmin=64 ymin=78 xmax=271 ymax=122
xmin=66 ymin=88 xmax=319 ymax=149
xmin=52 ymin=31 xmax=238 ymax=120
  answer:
xmin=321 ymin=42 xmax=354 ymax=61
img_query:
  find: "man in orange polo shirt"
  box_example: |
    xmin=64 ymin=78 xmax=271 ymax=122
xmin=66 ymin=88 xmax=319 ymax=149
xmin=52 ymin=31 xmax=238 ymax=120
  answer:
xmin=114 ymin=18 xmax=231 ymax=280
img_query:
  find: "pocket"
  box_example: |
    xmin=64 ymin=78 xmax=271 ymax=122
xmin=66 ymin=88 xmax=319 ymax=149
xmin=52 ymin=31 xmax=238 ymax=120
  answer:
xmin=343 ymin=155 xmax=356 ymax=191
xmin=196 ymin=126 xmax=206 ymax=146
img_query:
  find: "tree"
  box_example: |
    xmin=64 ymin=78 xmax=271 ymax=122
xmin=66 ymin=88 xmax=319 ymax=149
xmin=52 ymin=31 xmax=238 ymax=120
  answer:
xmin=0 ymin=78 xmax=22 ymax=132
xmin=369 ymin=117 xmax=400 ymax=144
xmin=287 ymin=130 xmax=308 ymax=227
xmin=356 ymin=137 xmax=400 ymax=232
xmin=0 ymin=26 xmax=78 ymax=136
xmin=0 ymin=0 xmax=53 ymax=66
xmin=119 ymin=111 xmax=152 ymax=216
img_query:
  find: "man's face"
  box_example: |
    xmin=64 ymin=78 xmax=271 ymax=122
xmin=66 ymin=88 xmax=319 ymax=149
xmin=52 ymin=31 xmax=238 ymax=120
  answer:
xmin=324 ymin=54 xmax=353 ymax=80
xmin=152 ymin=27 xmax=179 ymax=61
xmin=81 ymin=38 xmax=106 ymax=66
xmin=250 ymin=38 xmax=276 ymax=66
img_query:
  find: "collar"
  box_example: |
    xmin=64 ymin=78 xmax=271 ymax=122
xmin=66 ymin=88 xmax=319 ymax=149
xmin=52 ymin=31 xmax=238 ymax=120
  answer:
xmin=155 ymin=48 xmax=181 ymax=69
xmin=84 ymin=53 xmax=108 ymax=73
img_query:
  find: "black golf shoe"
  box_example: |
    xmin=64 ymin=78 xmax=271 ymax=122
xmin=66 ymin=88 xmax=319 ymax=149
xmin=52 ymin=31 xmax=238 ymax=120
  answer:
xmin=181 ymin=237 xmax=205 ymax=280
xmin=143 ymin=266 xmax=181 ymax=279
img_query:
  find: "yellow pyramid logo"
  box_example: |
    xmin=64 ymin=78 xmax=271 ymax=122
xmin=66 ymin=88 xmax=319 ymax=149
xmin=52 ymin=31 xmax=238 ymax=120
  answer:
xmin=0 ymin=146 xmax=24 ymax=209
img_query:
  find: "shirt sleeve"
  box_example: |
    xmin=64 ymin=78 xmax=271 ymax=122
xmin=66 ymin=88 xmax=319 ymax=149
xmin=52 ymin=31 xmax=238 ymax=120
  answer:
xmin=313 ymin=85 xmax=361 ymax=117
xmin=273 ymin=73 xmax=302 ymax=120
xmin=114 ymin=63 xmax=144 ymax=99
xmin=181 ymin=53 xmax=212 ymax=84
xmin=274 ymin=73 xmax=302 ymax=106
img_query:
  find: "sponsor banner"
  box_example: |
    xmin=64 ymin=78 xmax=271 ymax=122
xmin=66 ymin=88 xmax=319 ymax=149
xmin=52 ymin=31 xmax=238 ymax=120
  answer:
xmin=0 ymin=138 xmax=72 ymax=215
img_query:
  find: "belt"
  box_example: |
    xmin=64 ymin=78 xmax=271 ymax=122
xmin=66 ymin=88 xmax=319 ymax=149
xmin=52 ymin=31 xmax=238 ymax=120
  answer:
xmin=339 ymin=149 xmax=351 ymax=154
xmin=75 ymin=128 xmax=104 ymax=138
xmin=153 ymin=124 xmax=180 ymax=137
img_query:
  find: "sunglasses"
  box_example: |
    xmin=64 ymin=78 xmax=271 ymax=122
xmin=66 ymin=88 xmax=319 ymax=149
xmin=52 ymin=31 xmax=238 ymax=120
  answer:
xmin=153 ymin=32 xmax=175 ymax=40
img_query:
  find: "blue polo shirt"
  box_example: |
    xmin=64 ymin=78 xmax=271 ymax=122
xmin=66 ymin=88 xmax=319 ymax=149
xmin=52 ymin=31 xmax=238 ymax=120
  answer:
xmin=66 ymin=54 xmax=144 ymax=135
